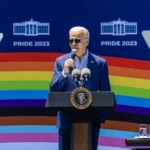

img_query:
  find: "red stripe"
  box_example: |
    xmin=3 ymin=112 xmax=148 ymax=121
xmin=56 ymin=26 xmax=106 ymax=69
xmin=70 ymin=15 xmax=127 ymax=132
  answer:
xmin=0 ymin=52 xmax=63 ymax=62
xmin=102 ymin=56 xmax=150 ymax=70
xmin=0 ymin=52 xmax=150 ymax=70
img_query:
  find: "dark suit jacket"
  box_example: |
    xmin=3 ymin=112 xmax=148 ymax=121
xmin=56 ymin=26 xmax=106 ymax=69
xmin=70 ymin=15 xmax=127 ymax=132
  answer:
xmin=50 ymin=52 xmax=111 ymax=129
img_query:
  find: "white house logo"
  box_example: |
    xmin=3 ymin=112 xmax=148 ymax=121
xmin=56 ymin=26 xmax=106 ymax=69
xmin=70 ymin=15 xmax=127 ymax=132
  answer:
xmin=13 ymin=19 xmax=50 ymax=47
xmin=13 ymin=18 xmax=50 ymax=36
xmin=0 ymin=33 xmax=3 ymax=42
xmin=100 ymin=18 xmax=138 ymax=47
xmin=101 ymin=18 xmax=137 ymax=36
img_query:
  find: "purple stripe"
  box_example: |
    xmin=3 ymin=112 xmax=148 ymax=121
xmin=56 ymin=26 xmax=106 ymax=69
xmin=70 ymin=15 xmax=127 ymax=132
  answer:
xmin=0 ymin=100 xmax=45 ymax=107
xmin=0 ymin=133 xmax=150 ymax=148
xmin=0 ymin=133 xmax=57 ymax=142
xmin=115 ymin=105 xmax=150 ymax=115
xmin=0 ymin=100 xmax=150 ymax=116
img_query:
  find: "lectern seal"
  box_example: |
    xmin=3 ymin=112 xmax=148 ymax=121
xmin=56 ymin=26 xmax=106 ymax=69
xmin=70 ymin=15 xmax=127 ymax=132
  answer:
xmin=70 ymin=87 xmax=92 ymax=110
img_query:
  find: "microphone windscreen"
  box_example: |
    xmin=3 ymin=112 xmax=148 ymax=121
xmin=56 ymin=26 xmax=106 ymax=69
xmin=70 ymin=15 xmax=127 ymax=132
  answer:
xmin=81 ymin=68 xmax=91 ymax=77
xmin=72 ymin=49 xmax=77 ymax=54
xmin=72 ymin=69 xmax=81 ymax=77
xmin=71 ymin=49 xmax=77 ymax=60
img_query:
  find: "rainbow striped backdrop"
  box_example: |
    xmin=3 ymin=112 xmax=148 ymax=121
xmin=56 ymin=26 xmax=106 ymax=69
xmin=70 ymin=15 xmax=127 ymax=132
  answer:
xmin=0 ymin=52 xmax=150 ymax=150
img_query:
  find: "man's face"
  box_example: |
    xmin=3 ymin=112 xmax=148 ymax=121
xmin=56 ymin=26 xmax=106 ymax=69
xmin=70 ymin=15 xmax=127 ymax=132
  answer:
xmin=69 ymin=29 xmax=89 ymax=57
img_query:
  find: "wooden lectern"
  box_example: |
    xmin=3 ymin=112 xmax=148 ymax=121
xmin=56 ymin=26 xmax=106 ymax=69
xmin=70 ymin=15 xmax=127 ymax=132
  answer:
xmin=45 ymin=90 xmax=116 ymax=150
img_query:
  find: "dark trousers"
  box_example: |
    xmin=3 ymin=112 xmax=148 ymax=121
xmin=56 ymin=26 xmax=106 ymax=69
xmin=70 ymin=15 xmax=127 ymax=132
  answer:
xmin=58 ymin=119 xmax=101 ymax=150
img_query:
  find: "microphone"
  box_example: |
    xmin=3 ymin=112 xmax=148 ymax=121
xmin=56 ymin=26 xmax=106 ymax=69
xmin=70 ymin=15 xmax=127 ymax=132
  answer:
xmin=72 ymin=69 xmax=81 ymax=87
xmin=71 ymin=49 xmax=77 ymax=59
xmin=81 ymin=68 xmax=91 ymax=87
xmin=69 ymin=49 xmax=77 ymax=74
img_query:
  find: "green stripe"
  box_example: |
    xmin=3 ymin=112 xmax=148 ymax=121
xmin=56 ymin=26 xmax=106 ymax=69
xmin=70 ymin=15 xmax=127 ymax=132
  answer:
xmin=0 ymin=81 xmax=150 ymax=99
xmin=0 ymin=81 xmax=50 ymax=90
xmin=112 ymin=85 xmax=150 ymax=99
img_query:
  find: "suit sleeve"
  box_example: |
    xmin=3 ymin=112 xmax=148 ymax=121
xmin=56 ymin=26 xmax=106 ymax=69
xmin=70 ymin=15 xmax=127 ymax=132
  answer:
xmin=50 ymin=59 xmax=68 ymax=92
xmin=99 ymin=61 xmax=111 ymax=91
xmin=99 ymin=61 xmax=111 ymax=123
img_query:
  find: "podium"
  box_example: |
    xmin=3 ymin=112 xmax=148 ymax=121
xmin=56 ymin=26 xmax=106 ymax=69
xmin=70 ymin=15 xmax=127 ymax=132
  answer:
xmin=46 ymin=90 xmax=116 ymax=150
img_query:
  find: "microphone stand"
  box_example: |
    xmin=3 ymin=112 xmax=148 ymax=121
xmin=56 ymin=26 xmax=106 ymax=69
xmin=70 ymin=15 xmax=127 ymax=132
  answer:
xmin=75 ymin=79 xmax=81 ymax=87
xmin=74 ymin=78 xmax=85 ymax=88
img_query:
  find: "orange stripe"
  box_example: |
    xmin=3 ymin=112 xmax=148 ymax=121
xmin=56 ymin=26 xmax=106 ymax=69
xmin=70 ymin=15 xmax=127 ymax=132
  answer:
xmin=1 ymin=62 xmax=150 ymax=80
xmin=0 ymin=53 xmax=150 ymax=70
xmin=109 ymin=66 xmax=150 ymax=80
xmin=0 ymin=116 xmax=140 ymax=132
xmin=0 ymin=62 xmax=55 ymax=71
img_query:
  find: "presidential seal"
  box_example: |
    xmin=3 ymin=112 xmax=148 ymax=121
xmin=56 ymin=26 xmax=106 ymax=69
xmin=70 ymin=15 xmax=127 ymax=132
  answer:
xmin=70 ymin=87 xmax=92 ymax=110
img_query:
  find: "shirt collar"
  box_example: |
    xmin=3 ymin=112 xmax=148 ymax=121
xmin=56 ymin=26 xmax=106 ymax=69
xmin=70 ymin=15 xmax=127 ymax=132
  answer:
xmin=76 ymin=49 xmax=89 ymax=61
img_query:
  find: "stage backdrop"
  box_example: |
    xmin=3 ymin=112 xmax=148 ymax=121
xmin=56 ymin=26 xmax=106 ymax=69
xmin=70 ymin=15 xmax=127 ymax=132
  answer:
xmin=0 ymin=0 xmax=150 ymax=149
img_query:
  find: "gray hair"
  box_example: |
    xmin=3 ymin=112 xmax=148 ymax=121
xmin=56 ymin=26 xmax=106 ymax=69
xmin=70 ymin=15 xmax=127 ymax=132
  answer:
xmin=69 ymin=26 xmax=90 ymax=40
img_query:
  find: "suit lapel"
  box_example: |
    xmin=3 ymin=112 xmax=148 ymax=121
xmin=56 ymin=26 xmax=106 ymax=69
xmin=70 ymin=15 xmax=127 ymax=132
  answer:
xmin=85 ymin=53 xmax=98 ymax=88
xmin=87 ymin=53 xmax=97 ymax=72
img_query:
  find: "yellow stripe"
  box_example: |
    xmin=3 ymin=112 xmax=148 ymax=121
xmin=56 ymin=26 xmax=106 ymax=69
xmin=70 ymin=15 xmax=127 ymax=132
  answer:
xmin=0 ymin=71 xmax=53 ymax=81
xmin=0 ymin=71 xmax=150 ymax=89
xmin=110 ymin=75 xmax=150 ymax=89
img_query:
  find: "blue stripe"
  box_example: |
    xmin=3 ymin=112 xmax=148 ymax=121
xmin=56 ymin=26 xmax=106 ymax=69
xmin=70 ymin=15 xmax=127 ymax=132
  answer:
xmin=116 ymin=95 xmax=150 ymax=108
xmin=0 ymin=90 xmax=49 ymax=100
xmin=0 ymin=125 xmax=140 ymax=139
xmin=0 ymin=90 xmax=150 ymax=109
xmin=0 ymin=125 xmax=58 ymax=133
xmin=100 ymin=129 xmax=138 ymax=138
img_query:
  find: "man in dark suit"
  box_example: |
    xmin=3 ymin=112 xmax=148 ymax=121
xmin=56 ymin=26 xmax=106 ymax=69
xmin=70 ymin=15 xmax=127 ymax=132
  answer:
xmin=50 ymin=26 xmax=111 ymax=150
